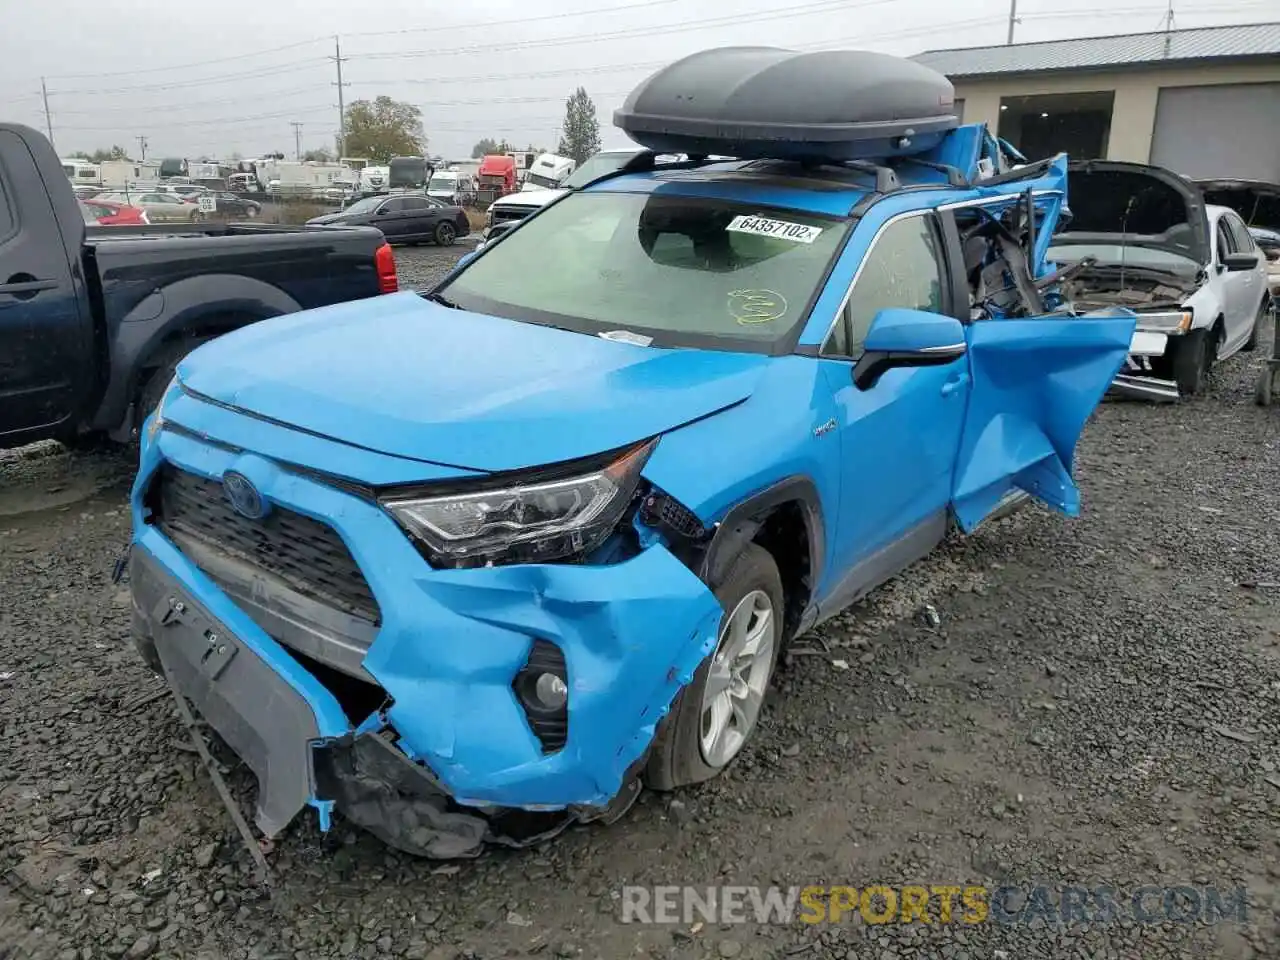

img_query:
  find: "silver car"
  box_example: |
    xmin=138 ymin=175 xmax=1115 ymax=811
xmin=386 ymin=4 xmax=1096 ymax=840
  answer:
xmin=96 ymin=191 xmax=202 ymax=223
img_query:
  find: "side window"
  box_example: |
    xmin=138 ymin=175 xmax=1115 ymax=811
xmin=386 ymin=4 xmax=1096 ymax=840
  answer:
xmin=832 ymin=215 xmax=944 ymax=357
xmin=379 ymin=199 xmax=405 ymax=213
xmin=1225 ymin=215 xmax=1254 ymax=253
xmin=1216 ymin=218 xmax=1236 ymax=259
xmin=402 ymin=197 xmax=430 ymax=211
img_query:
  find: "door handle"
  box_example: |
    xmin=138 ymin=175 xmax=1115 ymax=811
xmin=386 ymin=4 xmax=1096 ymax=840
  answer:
xmin=941 ymin=373 xmax=970 ymax=397
xmin=0 ymin=276 xmax=59 ymax=298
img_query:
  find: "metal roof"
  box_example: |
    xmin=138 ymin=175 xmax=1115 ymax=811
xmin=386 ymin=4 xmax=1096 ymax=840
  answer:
xmin=914 ymin=21 xmax=1280 ymax=79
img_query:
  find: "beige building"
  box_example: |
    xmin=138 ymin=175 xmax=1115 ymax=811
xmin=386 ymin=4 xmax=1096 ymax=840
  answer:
xmin=914 ymin=22 xmax=1280 ymax=181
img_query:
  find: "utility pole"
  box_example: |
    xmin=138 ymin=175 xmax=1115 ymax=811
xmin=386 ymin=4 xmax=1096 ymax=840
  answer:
xmin=41 ymin=77 xmax=54 ymax=151
xmin=1006 ymin=0 xmax=1019 ymax=44
xmin=136 ymin=135 xmax=148 ymax=161
xmin=332 ymin=36 xmax=348 ymax=157
xmin=291 ymin=122 xmax=303 ymax=160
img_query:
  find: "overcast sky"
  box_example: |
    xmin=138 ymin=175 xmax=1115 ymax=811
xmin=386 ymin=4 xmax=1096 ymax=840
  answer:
xmin=2 ymin=0 xmax=1272 ymax=162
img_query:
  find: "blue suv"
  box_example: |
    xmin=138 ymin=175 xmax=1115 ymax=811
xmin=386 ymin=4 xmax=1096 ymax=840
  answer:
xmin=129 ymin=48 xmax=1136 ymax=859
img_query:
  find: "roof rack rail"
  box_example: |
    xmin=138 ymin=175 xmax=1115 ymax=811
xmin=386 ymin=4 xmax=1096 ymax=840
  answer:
xmin=576 ymin=148 xmax=720 ymax=191
xmin=977 ymin=155 xmax=1060 ymax=188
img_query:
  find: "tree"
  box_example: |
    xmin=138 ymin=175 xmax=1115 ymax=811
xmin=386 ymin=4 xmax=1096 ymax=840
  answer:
xmin=71 ymin=146 xmax=129 ymax=162
xmin=471 ymin=137 xmax=518 ymax=158
xmin=343 ymin=97 xmax=426 ymax=164
xmin=303 ymin=148 xmax=334 ymax=162
xmin=557 ymin=88 xmax=600 ymax=165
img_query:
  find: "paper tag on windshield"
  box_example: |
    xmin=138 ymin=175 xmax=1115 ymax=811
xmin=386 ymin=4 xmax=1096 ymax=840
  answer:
xmin=727 ymin=215 xmax=822 ymax=244
xmin=598 ymin=330 xmax=653 ymax=347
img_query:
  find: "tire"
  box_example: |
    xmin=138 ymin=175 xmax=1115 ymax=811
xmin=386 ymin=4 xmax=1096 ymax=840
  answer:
xmin=1242 ymin=297 xmax=1267 ymax=352
xmin=435 ymin=221 xmax=457 ymax=246
xmin=1168 ymin=328 xmax=1211 ymax=397
xmin=245 ymin=205 xmax=259 ymax=219
xmin=644 ymin=542 xmax=784 ymax=791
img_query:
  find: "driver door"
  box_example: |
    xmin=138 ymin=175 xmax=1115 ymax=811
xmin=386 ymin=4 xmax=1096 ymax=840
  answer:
xmin=944 ymin=199 xmax=1136 ymax=531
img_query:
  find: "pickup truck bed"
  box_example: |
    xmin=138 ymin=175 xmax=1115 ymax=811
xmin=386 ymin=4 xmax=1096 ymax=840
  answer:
xmin=0 ymin=123 xmax=396 ymax=451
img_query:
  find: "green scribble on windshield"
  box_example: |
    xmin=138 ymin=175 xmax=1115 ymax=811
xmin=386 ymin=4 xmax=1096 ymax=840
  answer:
xmin=728 ymin=289 xmax=789 ymax=325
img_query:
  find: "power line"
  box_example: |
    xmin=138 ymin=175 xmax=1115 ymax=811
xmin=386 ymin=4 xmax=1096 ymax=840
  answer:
xmin=347 ymin=0 xmax=897 ymax=62
xmin=347 ymin=0 xmax=684 ymax=38
xmin=45 ymin=58 xmax=331 ymax=97
xmin=42 ymin=36 xmax=332 ymax=81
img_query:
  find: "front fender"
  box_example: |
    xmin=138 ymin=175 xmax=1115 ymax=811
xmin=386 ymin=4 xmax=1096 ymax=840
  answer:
xmin=92 ymin=274 xmax=303 ymax=430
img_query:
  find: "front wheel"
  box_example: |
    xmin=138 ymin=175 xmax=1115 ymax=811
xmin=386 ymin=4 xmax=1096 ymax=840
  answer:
xmin=245 ymin=205 xmax=259 ymax=219
xmin=644 ymin=542 xmax=784 ymax=791
xmin=1167 ymin=328 xmax=1211 ymax=397
xmin=435 ymin=221 xmax=457 ymax=246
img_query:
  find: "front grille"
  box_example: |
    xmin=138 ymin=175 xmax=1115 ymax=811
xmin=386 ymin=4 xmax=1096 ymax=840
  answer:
xmin=490 ymin=206 xmax=532 ymax=224
xmin=152 ymin=465 xmax=380 ymax=624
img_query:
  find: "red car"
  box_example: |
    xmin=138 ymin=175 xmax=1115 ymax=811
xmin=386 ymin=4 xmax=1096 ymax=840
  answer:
xmin=79 ymin=199 xmax=149 ymax=226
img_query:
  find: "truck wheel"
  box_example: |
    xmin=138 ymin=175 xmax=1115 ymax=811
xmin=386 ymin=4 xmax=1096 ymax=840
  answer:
xmin=644 ymin=542 xmax=784 ymax=791
xmin=1169 ymin=328 xmax=1211 ymax=397
xmin=1242 ymin=297 xmax=1267 ymax=352
xmin=435 ymin=221 xmax=457 ymax=246
xmin=135 ymin=337 xmax=212 ymax=433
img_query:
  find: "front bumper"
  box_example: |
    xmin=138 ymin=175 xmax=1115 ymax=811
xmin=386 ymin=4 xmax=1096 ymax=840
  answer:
xmin=130 ymin=400 xmax=723 ymax=854
xmin=1110 ymin=328 xmax=1181 ymax=402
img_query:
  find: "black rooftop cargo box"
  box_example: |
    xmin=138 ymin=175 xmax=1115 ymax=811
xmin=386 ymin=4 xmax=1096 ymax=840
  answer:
xmin=613 ymin=47 xmax=959 ymax=163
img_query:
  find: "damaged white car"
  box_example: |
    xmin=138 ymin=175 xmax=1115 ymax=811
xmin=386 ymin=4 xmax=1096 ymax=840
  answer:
xmin=1047 ymin=161 xmax=1270 ymax=400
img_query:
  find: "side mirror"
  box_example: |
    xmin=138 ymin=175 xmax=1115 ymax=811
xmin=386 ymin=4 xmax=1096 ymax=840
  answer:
xmin=852 ymin=308 xmax=967 ymax=391
xmin=1222 ymin=252 xmax=1259 ymax=272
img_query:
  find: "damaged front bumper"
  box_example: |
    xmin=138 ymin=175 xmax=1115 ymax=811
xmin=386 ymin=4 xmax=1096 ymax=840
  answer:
xmin=1109 ymin=318 xmax=1188 ymax=402
xmin=130 ymin=410 xmax=723 ymax=858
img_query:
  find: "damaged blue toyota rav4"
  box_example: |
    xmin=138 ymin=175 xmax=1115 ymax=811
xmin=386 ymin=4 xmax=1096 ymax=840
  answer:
xmin=129 ymin=48 xmax=1137 ymax=858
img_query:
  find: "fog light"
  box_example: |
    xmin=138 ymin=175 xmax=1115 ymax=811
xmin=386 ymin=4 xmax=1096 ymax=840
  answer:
xmin=533 ymin=672 xmax=568 ymax=710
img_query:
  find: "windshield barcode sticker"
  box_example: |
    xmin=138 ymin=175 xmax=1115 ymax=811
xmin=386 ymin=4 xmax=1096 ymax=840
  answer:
xmin=727 ymin=215 xmax=823 ymax=244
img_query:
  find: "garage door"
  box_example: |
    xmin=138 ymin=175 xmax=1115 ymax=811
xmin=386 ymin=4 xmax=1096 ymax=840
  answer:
xmin=1149 ymin=83 xmax=1280 ymax=181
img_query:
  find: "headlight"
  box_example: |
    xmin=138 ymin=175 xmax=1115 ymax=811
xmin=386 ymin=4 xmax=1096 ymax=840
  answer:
xmin=383 ymin=440 xmax=655 ymax=567
xmin=144 ymin=376 xmax=178 ymax=444
xmin=1135 ymin=310 xmax=1193 ymax=334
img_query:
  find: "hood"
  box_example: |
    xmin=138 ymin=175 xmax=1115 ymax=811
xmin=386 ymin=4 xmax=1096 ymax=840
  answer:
xmin=174 ymin=292 xmax=769 ymax=472
xmin=494 ymin=189 xmax=564 ymax=211
xmin=1193 ymin=179 xmax=1280 ymax=232
xmin=1057 ymin=160 xmax=1210 ymax=265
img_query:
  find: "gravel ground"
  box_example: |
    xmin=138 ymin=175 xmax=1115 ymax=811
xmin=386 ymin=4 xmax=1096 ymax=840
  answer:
xmin=2 ymin=248 xmax=1278 ymax=959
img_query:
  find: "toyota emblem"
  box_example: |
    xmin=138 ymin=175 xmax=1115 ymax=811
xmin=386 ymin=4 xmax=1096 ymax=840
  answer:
xmin=222 ymin=470 xmax=268 ymax=520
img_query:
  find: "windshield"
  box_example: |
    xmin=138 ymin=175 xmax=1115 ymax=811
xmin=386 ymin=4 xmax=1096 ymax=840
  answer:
xmin=427 ymin=176 xmax=458 ymax=191
xmin=439 ymin=191 xmax=849 ymax=353
xmin=1046 ymin=243 xmax=1200 ymax=277
xmin=525 ymin=172 xmax=561 ymax=189
xmin=341 ymin=196 xmax=385 ymax=214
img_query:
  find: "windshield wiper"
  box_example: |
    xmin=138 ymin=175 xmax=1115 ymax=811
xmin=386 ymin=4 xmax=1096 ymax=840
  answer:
xmin=424 ymin=290 xmax=458 ymax=308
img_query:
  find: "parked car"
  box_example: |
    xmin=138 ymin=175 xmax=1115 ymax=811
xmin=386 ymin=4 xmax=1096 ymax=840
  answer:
xmin=306 ymin=193 xmax=469 ymax=246
xmin=203 ymin=191 xmax=262 ymax=219
xmin=96 ymin=190 xmax=204 ymax=222
xmin=128 ymin=48 xmax=1135 ymax=861
xmin=1046 ymin=161 xmax=1270 ymax=400
xmin=155 ymin=183 xmax=209 ymax=201
xmin=79 ymin=198 xmax=149 ymax=226
xmin=0 ymin=122 xmax=399 ymax=451
xmin=71 ymin=184 xmax=103 ymax=200
xmin=1249 ymin=226 xmax=1280 ymax=297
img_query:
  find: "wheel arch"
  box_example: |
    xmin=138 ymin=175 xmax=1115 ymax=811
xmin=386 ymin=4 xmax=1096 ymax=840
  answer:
xmin=699 ymin=476 xmax=825 ymax=642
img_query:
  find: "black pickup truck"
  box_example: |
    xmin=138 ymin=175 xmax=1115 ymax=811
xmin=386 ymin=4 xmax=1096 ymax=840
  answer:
xmin=0 ymin=123 xmax=397 ymax=451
